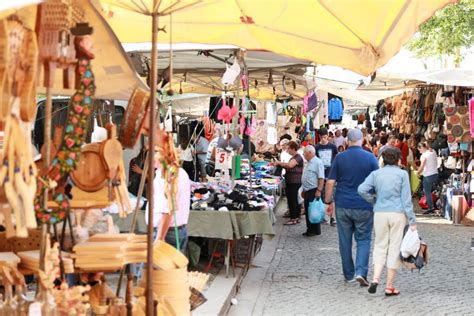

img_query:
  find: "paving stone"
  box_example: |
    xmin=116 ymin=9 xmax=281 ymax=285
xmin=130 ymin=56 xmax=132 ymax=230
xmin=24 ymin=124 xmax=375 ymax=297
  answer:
xmin=230 ymin=198 xmax=474 ymax=316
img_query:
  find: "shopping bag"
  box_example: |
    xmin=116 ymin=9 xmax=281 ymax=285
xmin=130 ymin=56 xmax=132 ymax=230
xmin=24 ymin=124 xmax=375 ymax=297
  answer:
xmin=418 ymin=193 xmax=437 ymax=209
xmin=308 ymin=198 xmax=325 ymax=224
xmin=400 ymin=227 xmax=421 ymax=258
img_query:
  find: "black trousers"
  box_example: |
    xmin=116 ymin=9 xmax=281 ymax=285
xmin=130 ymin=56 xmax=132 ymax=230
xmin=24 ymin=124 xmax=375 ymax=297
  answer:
xmin=304 ymin=188 xmax=322 ymax=235
xmin=182 ymin=160 xmax=197 ymax=181
xmin=286 ymin=182 xmax=301 ymax=220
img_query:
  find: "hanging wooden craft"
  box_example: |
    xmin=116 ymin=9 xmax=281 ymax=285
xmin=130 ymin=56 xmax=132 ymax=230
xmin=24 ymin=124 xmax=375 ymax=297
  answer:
xmin=118 ymin=88 xmax=150 ymax=149
xmin=155 ymin=129 xmax=181 ymax=214
xmin=0 ymin=14 xmax=39 ymax=124
xmin=36 ymin=0 xmax=84 ymax=89
xmin=0 ymin=115 xmax=37 ymax=237
xmin=35 ymin=22 xmax=95 ymax=225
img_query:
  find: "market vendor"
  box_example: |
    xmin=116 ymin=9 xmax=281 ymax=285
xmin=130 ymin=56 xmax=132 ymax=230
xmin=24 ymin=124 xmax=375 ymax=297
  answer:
xmin=241 ymin=133 xmax=256 ymax=161
xmin=274 ymin=141 xmax=304 ymax=225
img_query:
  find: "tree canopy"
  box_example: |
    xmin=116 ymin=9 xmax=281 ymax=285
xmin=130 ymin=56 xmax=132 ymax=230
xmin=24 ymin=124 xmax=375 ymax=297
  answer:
xmin=407 ymin=0 xmax=474 ymax=65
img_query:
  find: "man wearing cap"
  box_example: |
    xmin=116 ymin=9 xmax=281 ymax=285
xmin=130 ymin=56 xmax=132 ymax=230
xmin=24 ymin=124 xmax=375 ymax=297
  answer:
xmin=325 ymin=128 xmax=379 ymax=286
xmin=314 ymin=128 xmax=338 ymax=226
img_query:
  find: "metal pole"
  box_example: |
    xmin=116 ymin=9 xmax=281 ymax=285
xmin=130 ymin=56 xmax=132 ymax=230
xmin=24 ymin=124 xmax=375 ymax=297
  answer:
xmin=146 ymin=5 xmax=159 ymax=315
xmin=39 ymin=87 xmax=53 ymax=271
xmin=116 ymin=152 xmax=150 ymax=297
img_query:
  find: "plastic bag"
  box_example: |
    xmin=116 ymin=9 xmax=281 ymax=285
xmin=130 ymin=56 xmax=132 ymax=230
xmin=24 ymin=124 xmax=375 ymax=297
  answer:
xmin=308 ymin=198 xmax=325 ymax=224
xmin=400 ymin=227 xmax=421 ymax=258
xmin=418 ymin=193 xmax=437 ymax=209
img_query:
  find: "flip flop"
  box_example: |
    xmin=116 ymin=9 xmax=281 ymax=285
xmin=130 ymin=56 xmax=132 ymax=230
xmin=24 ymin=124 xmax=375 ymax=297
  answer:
xmin=283 ymin=219 xmax=299 ymax=225
xmin=368 ymin=282 xmax=378 ymax=294
xmin=385 ymin=287 xmax=400 ymax=296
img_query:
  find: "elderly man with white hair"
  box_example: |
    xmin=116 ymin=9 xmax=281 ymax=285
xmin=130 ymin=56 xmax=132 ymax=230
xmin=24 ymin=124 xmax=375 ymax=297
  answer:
xmin=301 ymin=145 xmax=325 ymax=237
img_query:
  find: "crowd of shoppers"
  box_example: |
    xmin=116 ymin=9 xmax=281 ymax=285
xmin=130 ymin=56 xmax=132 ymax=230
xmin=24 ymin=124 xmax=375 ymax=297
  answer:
xmin=272 ymin=124 xmax=438 ymax=298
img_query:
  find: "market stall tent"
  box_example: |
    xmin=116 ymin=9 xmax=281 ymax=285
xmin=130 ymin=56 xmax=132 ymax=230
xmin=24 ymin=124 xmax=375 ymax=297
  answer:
xmin=96 ymin=0 xmax=457 ymax=76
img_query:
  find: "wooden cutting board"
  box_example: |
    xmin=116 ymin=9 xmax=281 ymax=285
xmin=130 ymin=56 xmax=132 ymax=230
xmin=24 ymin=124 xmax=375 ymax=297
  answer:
xmin=70 ymin=143 xmax=108 ymax=192
xmin=100 ymin=139 xmax=122 ymax=180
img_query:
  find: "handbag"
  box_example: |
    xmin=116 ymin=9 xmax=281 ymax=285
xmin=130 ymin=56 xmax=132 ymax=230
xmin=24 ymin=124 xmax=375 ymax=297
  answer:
xmin=308 ymin=198 xmax=325 ymax=224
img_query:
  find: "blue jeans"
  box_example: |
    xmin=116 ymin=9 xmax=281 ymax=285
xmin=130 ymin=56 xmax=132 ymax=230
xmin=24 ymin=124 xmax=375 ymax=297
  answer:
xmin=335 ymin=207 xmax=373 ymax=280
xmin=165 ymin=226 xmax=188 ymax=254
xmin=423 ymin=174 xmax=438 ymax=210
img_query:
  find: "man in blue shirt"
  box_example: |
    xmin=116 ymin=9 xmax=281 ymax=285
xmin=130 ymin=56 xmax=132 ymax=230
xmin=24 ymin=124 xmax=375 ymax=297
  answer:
xmin=325 ymin=128 xmax=379 ymax=286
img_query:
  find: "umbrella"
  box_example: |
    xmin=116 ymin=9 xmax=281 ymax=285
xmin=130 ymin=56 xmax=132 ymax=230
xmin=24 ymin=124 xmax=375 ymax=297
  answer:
xmin=96 ymin=0 xmax=457 ymax=76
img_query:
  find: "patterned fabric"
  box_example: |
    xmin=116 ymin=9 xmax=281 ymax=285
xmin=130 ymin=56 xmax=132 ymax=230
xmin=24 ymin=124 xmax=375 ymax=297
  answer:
xmin=285 ymin=154 xmax=303 ymax=184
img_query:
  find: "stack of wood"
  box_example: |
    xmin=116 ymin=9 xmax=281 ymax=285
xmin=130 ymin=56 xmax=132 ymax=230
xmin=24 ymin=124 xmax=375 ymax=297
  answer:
xmin=188 ymin=271 xmax=210 ymax=292
xmin=135 ymin=241 xmax=191 ymax=315
xmin=17 ymin=250 xmax=74 ymax=273
xmin=72 ymin=233 xmax=146 ymax=271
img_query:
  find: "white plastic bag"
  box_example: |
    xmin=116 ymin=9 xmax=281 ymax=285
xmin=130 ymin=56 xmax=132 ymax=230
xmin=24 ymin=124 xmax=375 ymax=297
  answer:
xmin=400 ymin=228 xmax=421 ymax=258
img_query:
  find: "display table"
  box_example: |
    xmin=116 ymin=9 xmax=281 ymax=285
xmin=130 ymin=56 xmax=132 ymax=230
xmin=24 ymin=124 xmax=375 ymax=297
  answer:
xmin=188 ymin=209 xmax=275 ymax=240
xmin=188 ymin=209 xmax=274 ymax=277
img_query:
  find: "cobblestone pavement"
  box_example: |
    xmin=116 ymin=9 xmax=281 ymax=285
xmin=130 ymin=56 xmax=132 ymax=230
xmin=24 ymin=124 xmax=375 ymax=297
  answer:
xmin=229 ymin=199 xmax=474 ymax=316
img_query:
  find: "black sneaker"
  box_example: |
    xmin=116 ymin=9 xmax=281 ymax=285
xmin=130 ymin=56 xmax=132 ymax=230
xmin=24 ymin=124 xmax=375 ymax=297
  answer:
xmin=330 ymin=217 xmax=336 ymax=226
xmin=355 ymin=275 xmax=369 ymax=287
xmin=423 ymin=209 xmax=434 ymax=215
xmin=302 ymin=232 xmax=317 ymax=237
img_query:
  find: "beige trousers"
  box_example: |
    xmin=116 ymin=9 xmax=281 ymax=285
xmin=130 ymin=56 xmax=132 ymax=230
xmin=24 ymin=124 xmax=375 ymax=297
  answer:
xmin=373 ymin=212 xmax=407 ymax=269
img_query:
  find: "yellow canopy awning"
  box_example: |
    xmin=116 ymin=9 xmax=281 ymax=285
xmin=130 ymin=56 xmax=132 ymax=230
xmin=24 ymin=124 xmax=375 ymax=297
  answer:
xmin=96 ymin=0 xmax=457 ymax=76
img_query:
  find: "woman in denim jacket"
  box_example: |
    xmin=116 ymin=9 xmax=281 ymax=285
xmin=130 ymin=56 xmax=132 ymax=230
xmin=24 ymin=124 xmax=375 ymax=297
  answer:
xmin=358 ymin=147 xmax=417 ymax=296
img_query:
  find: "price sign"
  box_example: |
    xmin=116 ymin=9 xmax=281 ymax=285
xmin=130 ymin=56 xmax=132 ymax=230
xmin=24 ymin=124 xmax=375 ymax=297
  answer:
xmin=215 ymin=149 xmax=233 ymax=170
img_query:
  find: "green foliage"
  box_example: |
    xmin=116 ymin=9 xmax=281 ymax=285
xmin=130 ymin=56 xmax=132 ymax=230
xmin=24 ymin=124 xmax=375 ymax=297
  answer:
xmin=407 ymin=0 xmax=474 ymax=64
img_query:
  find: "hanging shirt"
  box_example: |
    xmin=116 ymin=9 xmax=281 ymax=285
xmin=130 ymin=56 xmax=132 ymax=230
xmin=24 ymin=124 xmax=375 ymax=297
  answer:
xmin=328 ymin=98 xmax=343 ymax=121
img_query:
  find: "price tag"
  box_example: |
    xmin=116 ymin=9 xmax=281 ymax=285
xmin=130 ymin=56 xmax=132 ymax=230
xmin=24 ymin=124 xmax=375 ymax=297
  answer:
xmin=215 ymin=149 xmax=233 ymax=170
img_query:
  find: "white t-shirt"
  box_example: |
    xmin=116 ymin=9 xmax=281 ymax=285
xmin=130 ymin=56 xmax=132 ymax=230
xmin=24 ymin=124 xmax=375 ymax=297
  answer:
xmin=334 ymin=136 xmax=345 ymax=148
xmin=421 ymin=150 xmax=438 ymax=177
xmin=146 ymin=168 xmax=191 ymax=228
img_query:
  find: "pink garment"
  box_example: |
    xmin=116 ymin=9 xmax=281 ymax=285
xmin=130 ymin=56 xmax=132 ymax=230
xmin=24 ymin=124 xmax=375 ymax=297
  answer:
xmin=469 ymin=98 xmax=474 ymax=137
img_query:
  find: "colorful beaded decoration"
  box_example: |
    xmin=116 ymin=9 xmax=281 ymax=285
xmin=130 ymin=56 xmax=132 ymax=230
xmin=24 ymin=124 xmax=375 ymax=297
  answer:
xmin=35 ymin=52 xmax=95 ymax=224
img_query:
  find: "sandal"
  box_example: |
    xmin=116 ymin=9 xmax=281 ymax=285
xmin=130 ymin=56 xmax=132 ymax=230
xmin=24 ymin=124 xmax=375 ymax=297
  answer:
xmin=368 ymin=278 xmax=379 ymax=294
xmin=385 ymin=287 xmax=400 ymax=296
xmin=283 ymin=219 xmax=299 ymax=225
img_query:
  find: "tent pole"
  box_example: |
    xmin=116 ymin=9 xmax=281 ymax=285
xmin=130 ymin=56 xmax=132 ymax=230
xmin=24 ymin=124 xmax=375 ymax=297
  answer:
xmin=146 ymin=4 xmax=159 ymax=315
